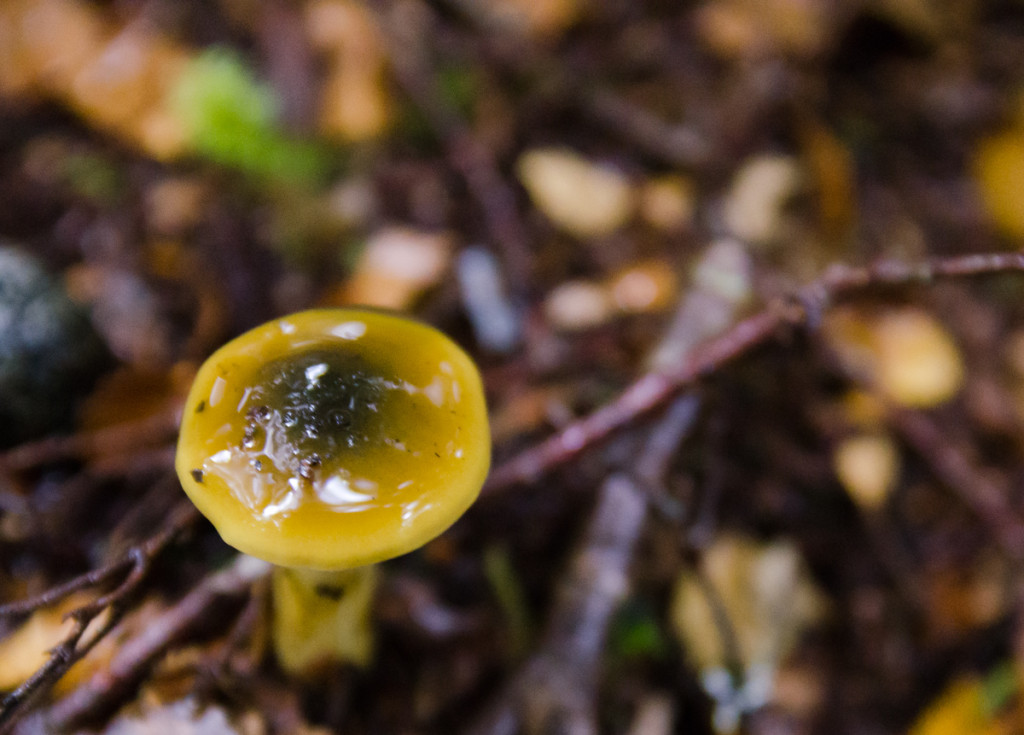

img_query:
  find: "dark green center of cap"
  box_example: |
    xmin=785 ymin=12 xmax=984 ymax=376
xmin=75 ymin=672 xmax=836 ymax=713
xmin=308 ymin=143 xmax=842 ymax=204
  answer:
xmin=243 ymin=348 xmax=388 ymax=473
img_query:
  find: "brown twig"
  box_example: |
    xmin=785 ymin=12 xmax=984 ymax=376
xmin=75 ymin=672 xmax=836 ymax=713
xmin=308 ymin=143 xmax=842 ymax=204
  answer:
xmin=466 ymin=240 xmax=751 ymax=735
xmin=44 ymin=554 xmax=271 ymax=733
xmin=372 ymin=0 xmax=534 ymax=293
xmin=0 ymin=561 xmax=133 ymax=620
xmin=581 ymin=87 xmax=716 ymax=170
xmin=485 ymin=251 xmax=1024 ymax=494
xmin=0 ymin=612 xmax=121 ymax=735
xmin=0 ymin=403 xmax=182 ymax=473
xmin=810 ymin=330 xmax=1024 ymax=564
xmin=465 ymin=402 xmax=695 ymax=735
xmin=890 ymin=407 xmax=1024 ymax=560
xmin=0 ymin=503 xmax=196 ymax=619
xmin=435 ymin=0 xmax=717 ymax=171
xmin=0 ymin=502 xmax=199 ymax=734
xmin=196 ymin=574 xmax=269 ymax=694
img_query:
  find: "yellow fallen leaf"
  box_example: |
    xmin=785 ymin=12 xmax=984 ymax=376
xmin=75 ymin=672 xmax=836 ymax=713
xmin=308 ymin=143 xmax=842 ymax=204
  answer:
xmin=608 ymin=260 xmax=678 ymax=314
xmin=2 ymin=0 xmax=191 ymax=159
xmin=0 ymin=601 xmax=77 ymax=691
xmin=638 ymin=175 xmax=695 ymax=231
xmin=15 ymin=0 xmax=107 ymax=95
xmin=0 ymin=592 xmax=114 ymax=694
xmin=723 ymin=154 xmax=803 ymax=246
xmin=486 ymin=0 xmax=581 ymax=38
xmin=909 ymin=664 xmax=1018 ymax=735
xmin=840 ymin=389 xmax=888 ymax=429
xmin=517 ymin=148 xmax=634 ymax=238
xmin=799 ymin=119 xmax=856 ymax=241
xmin=335 ymin=227 xmax=451 ymax=310
xmin=974 ymin=126 xmax=1024 ymax=240
xmin=825 ymin=306 xmax=964 ymax=408
xmin=670 ymin=534 xmax=825 ymax=673
xmin=306 ymin=0 xmax=391 ymax=141
xmin=924 ymin=556 xmax=1011 ymax=640
xmin=544 ymin=279 xmax=614 ymax=331
xmin=874 ymin=309 xmax=964 ymax=407
xmin=833 ymin=433 xmax=899 ymax=510
xmin=696 ymin=0 xmax=826 ymax=59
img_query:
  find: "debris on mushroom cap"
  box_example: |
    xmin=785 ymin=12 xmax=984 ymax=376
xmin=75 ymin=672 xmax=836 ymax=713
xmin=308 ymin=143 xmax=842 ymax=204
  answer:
xmin=175 ymin=309 xmax=490 ymax=570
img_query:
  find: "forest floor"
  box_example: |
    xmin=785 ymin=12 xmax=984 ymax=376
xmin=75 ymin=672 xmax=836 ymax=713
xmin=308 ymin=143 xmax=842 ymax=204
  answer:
xmin=4 ymin=1 xmax=1024 ymax=733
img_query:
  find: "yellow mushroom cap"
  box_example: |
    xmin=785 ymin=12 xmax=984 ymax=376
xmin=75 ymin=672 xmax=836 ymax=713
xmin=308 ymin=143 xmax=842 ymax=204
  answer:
xmin=175 ymin=309 xmax=490 ymax=570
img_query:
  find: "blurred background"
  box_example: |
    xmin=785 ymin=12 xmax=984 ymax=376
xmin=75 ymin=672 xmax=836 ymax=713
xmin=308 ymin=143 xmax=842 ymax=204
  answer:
xmin=3 ymin=0 xmax=1024 ymax=733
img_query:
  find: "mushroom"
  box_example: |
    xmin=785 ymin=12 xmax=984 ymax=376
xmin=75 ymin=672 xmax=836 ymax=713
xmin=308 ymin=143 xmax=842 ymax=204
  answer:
xmin=175 ymin=308 xmax=490 ymax=673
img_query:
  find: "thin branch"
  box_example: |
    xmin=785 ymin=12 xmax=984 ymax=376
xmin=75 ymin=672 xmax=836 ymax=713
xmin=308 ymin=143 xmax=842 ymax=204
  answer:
xmin=0 ymin=403 xmax=182 ymax=473
xmin=466 ymin=400 xmax=696 ymax=735
xmin=195 ymin=575 xmax=269 ymax=693
xmin=0 ymin=503 xmax=197 ymax=619
xmin=582 ymin=87 xmax=715 ymax=170
xmin=485 ymin=251 xmax=1024 ymax=494
xmin=0 ymin=612 xmax=122 ymax=735
xmin=0 ymin=502 xmax=199 ymax=734
xmin=372 ymin=0 xmax=534 ymax=292
xmin=811 ymin=331 xmax=1024 ymax=562
xmin=45 ymin=555 xmax=272 ymax=733
xmin=890 ymin=407 xmax=1024 ymax=560
xmin=0 ymin=561 xmax=133 ymax=619
xmin=434 ymin=0 xmax=716 ymax=170
xmin=467 ymin=241 xmax=749 ymax=735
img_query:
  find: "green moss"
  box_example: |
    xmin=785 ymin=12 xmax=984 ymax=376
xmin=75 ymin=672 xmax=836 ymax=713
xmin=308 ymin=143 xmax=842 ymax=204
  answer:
xmin=63 ymin=152 xmax=124 ymax=204
xmin=436 ymin=65 xmax=479 ymax=117
xmin=609 ymin=599 xmax=668 ymax=661
xmin=483 ymin=544 xmax=533 ymax=656
xmin=981 ymin=660 xmax=1018 ymax=717
xmin=172 ymin=48 xmax=328 ymax=187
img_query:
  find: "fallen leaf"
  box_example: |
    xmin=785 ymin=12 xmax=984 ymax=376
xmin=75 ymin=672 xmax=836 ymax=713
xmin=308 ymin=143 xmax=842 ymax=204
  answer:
xmin=608 ymin=260 xmax=678 ymax=314
xmin=670 ymin=534 xmax=826 ymax=673
xmin=723 ymin=154 xmax=803 ymax=246
xmin=908 ymin=663 xmax=1018 ymax=735
xmin=0 ymin=593 xmax=116 ymax=695
xmin=799 ymin=119 xmax=856 ymax=242
xmin=697 ymin=0 xmax=827 ymax=59
xmin=924 ymin=555 xmax=1011 ymax=640
xmin=833 ymin=433 xmax=900 ymax=510
xmin=517 ymin=148 xmax=634 ymax=238
xmin=484 ymin=0 xmax=581 ymax=38
xmin=333 ymin=227 xmax=451 ymax=310
xmin=974 ymin=123 xmax=1024 ymax=241
xmin=544 ymin=279 xmax=614 ymax=331
xmin=306 ymin=0 xmax=391 ymax=141
xmin=825 ymin=306 xmax=965 ymax=408
xmin=670 ymin=535 xmax=826 ymax=732
xmin=638 ymin=175 xmax=695 ymax=231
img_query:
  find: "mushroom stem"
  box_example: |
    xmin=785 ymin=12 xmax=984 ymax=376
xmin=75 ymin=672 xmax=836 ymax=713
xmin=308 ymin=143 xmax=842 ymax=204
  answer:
xmin=271 ymin=564 xmax=378 ymax=674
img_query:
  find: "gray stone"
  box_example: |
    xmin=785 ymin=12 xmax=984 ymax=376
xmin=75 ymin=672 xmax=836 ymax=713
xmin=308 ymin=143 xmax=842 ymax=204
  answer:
xmin=0 ymin=245 xmax=109 ymax=446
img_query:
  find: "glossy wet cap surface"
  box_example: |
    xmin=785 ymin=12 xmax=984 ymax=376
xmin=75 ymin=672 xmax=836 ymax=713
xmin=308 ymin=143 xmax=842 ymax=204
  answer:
xmin=175 ymin=309 xmax=490 ymax=570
